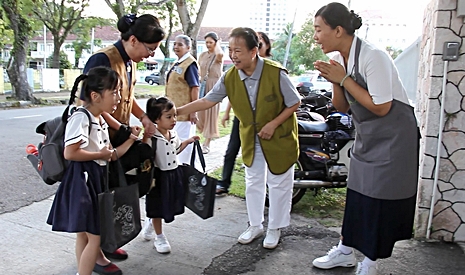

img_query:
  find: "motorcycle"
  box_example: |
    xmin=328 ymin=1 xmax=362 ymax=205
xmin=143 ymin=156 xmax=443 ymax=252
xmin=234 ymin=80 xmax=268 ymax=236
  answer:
xmin=265 ymin=94 xmax=355 ymax=206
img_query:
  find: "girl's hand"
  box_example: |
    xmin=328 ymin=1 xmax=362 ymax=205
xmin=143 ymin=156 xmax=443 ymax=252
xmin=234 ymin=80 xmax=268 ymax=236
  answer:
xmin=131 ymin=126 xmax=141 ymax=137
xmin=258 ymin=122 xmax=277 ymax=140
xmin=221 ymin=112 xmax=230 ymax=127
xmin=100 ymin=146 xmax=114 ymax=161
xmin=189 ymin=136 xmax=200 ymax=143
xmin=313 ymin=59 xmax=347 ymax=84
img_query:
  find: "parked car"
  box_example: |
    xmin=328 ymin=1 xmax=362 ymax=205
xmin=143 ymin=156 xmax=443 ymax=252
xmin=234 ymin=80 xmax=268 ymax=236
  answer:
xmin=144 ymin=72 xmax=160 ymax=85
xmin=295 ymin=75 xmax=314 ymax=96
xmin=309 ymin=74 xmax=332 ymax=92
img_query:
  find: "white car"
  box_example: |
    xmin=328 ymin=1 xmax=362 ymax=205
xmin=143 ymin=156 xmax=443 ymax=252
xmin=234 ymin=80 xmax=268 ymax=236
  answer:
xmin=309 ymin=74 xmax=332 ymax=92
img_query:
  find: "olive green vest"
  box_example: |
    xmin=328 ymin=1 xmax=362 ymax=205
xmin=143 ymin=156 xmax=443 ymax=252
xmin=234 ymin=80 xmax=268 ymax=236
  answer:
xmin=99 ymin=45 xmax=136 ymax=126
xmin=165 ymin=55 xmax=198 ymax=121
xmin=224 ymin=59 xmax=298 ymax=174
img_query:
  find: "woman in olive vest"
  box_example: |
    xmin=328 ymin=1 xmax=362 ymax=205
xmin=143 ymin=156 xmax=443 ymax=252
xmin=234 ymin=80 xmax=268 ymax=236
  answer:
xmin=311 ymin=3 xmax=419 ymax=275
xmin=177 ymin=27 xmax=301 ymax=250
xmin=81 ymin=14 xmax=165 ymax=275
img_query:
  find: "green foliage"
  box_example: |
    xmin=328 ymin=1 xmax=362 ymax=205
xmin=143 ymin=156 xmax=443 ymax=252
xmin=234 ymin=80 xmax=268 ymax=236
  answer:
xmin=386 ymin=46 xmax=403 ymax=60
xmin=273 ymin=16 xmax=328 ymax=74
xmin=136 ymin=62 xmax=146 ymax=70
xmin=48 ymin=51 xmax=72 ymax=69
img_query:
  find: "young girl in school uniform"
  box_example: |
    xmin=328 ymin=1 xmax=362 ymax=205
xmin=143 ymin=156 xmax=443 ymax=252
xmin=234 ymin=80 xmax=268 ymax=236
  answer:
xmin=47 ymin=66 xmax=141 ymax=275
xmin=141 ymin=97 xmax=199 ymax=254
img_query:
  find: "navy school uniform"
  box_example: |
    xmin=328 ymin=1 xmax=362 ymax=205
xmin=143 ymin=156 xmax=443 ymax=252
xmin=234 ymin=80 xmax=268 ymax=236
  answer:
xmin=47 ymin=108 xmax=110 ymax=234
xmin=146 ymin=129 xmax=185 ymax=223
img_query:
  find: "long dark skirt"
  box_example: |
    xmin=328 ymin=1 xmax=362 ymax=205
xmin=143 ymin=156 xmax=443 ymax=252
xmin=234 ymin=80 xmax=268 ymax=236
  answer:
xmin=146 ymin=167 xmax=185 ymax=223
xmin=341 ymin=188 xmax=416 ymax=260
xmin=47 ymin=161 xmax=104 ymax=235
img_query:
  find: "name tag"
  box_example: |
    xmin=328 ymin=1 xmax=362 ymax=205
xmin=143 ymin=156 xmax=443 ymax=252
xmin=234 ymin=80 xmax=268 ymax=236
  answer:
xmin=176 ymin=67 xmax=183 ymax=74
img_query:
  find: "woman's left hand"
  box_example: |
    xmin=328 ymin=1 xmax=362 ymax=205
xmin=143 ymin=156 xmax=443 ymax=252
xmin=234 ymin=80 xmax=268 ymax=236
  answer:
xmin=189 ymin=112 xmax=198 ymax=124
xmin=258 ymin=122 xmax=277 ymax=140
xmin=314 ymin=59 xmax=347 ymax=84
xmin=141 ymin=116 xmax=156 ymax=137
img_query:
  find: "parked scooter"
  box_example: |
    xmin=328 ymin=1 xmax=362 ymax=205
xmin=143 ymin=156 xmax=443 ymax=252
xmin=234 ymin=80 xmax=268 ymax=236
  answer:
xmin=265 ymin=97 xmax=354 ymax=206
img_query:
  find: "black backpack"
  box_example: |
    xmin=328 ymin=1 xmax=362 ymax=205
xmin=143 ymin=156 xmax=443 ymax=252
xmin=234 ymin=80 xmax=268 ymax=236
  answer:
xmin=27 ymin=92 xmax=91 ymax=185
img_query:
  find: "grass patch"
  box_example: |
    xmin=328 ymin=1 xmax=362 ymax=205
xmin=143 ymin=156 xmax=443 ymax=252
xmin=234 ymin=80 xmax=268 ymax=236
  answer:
xmin=3 ymin=82 xmax=42 ymax=91
xmin=197 ymin=109 xmax=235 ymax=142
xmin=134 ymin=84 xmax=165 ymax=97
xmin=209 ymin=156 xmax=346 ymax=227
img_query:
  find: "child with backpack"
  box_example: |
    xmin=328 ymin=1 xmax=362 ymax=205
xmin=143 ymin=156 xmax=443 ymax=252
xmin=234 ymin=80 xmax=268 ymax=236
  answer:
xmin=47 ymin=67 xmax=140 ymax=275
xmin=141 ymin=97 xmax=199 ymax=253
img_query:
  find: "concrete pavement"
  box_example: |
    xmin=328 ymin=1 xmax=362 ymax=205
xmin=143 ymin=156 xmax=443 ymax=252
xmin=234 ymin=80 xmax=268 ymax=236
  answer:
xmin=0 ymin=95 xmax=464 ymax=274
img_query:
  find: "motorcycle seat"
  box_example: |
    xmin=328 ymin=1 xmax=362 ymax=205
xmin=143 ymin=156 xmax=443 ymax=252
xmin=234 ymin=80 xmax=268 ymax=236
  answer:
xmin=298 ymin=120 xmax=329 ymax=133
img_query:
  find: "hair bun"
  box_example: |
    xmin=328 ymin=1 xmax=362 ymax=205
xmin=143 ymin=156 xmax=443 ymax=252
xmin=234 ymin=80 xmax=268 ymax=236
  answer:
xmin=350 ymin=10 xmax=363 ymax=30
xmin=117 ymin=14 xmax=138 ymax=34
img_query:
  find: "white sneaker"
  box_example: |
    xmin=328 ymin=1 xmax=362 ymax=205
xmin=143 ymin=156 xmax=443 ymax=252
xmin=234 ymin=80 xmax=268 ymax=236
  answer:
xmin=355 ymin=262 xmax=377 ymax=275
xmin=154 ymin=235 xmax=171 ymax=254
xmin=312 ymin=246 xmax=356 ymax=269
xmin=237 ymin=225 xmax=264 ymax=244
xmin=263 ymin=228 xmax=281 ymax=249
xmin=141 ymin=217 xmax=155 ymax=241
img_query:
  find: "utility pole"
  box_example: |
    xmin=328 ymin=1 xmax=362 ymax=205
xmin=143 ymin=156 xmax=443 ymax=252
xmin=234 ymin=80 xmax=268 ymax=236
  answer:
xmin=283 ymin=9 xmax=297 ymax=68
xmin=43 ymin=25 xmax=47 ymax=69
xmin=90 ymin=28 xmax=95 ymax=53
xmin=348 ymin=0 xmax=352 ymax=9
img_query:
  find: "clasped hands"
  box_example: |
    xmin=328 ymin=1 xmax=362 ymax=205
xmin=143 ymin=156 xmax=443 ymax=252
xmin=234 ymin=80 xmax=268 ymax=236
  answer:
xmin=313 ymin=59 xmax=347 ymax=85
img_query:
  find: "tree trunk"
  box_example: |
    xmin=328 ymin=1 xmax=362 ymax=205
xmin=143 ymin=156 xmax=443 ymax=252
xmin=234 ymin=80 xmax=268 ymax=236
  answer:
xmin=52 ymin=38 xmax=61 ymax=69
xmin=2 ymin=2 xmax=34 ymax=101
xmin=175 ymin=0 xmax=210 ymax=59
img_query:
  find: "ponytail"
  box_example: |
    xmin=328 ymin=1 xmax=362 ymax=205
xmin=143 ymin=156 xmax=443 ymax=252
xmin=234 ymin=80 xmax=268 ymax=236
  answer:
xmin=69 ymin=74 xmax=88 ymax=105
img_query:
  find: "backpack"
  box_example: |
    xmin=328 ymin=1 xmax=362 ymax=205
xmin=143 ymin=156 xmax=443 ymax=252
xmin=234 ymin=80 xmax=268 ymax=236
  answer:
xmin=27 ymin=92 xmax=92 ymax=185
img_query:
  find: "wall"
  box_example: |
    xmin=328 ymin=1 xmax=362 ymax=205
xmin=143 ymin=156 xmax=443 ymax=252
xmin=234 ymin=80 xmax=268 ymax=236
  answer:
xmin=415 ymin=0 xmax=465 ymax=242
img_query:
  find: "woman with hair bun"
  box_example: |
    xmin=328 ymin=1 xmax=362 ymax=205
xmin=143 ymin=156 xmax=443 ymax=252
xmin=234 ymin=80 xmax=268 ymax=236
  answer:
xmin=311 ymin=2 xmax=418 ymax=275
xmin=81 ymin=13 xmax=165 ymax=274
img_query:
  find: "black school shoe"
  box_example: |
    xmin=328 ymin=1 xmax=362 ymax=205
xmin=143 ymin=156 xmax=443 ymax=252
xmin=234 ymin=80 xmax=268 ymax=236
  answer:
xmin=103 ymin=248 xmax=128 ymax=260
xmin=93 ymin=262 xmax=122 ymax=275
xmin=216 ymin=186 xmax=229 ymax=196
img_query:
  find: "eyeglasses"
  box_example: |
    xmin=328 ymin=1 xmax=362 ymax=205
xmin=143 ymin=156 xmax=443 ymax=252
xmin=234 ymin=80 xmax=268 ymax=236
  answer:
xmin=142 ymin=42 xmax=155 ymax=55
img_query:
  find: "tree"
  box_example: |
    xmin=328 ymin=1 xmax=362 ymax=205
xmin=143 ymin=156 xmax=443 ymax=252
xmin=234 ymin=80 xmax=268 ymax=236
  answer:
xmin=47 ymin=51 xmax=72 ymax=70
xmin=32 ymin=0 xmax=90 ymax=69
xmin=175 ymin=0 xmax=209 ymax=58
xmin=291 ymin=16 xmax=328 ymax=72
xmin=157 ymin=1 xmax=177 ymax=85
xmin=103 ymin=0 xmax=171 ymax=20
xmin=1 ymin=0 xmax=35 ymax=101
xmin=0 ymin=15 xmax=14 ymax=65
xmin=272 ymin=23 xmax=300 ymax=73
xmin=66 ymin=18 xmax=110 ymax=68
xmin=386 ymin=46 xmax=403 ymax=60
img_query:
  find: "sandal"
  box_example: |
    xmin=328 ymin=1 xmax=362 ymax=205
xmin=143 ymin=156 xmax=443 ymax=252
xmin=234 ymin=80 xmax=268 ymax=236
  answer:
xmin=202 ymin=145 xmax=210 ymax=154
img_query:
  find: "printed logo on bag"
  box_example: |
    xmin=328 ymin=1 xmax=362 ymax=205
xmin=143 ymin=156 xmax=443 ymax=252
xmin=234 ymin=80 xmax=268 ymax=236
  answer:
xmin=114 ymin=204 xmax=136 ymax=236
xmin=188 ymin=175 xmax=205 ymax=211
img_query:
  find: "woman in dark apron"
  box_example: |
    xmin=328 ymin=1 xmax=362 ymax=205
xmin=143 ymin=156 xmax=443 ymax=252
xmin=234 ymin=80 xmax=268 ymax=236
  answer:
xmin=311 ymin=3 xmax=419 ymax=275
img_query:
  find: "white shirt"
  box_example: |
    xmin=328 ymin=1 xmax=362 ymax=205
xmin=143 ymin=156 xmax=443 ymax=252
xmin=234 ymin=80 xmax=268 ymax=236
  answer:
xmin=333 ymin=36 xmax=410 ymax=106
xmin=64 ymin=108 xmax=110 ymax=166
xmin=148 ymin=129 xmax=182 ymax=171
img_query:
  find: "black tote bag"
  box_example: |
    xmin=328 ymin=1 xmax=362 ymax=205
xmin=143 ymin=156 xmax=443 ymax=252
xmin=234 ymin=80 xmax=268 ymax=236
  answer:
xmin=99 ymin=159 xmax=142 ymax=252
xmin=181 ymin=140 xmax=217 ymax=219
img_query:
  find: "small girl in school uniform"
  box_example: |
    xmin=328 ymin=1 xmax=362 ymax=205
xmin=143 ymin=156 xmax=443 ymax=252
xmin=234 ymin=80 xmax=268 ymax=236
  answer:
xmin=141 ymin=97 xmax=199 ymax=254
xmin=47 ymin=66 xmax=141 ymax=275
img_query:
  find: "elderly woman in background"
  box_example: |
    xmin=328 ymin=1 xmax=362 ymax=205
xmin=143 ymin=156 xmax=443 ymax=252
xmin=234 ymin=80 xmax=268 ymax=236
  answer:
xmin=165 ymin=34 xmax=200 ymax=164
xmin=196 ymin=32 xmax=224 ymax=153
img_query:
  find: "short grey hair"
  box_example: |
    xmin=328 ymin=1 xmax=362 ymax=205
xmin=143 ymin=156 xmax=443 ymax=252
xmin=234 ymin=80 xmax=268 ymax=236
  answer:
xmin=175 ymin=34 xmax=192 ymax=48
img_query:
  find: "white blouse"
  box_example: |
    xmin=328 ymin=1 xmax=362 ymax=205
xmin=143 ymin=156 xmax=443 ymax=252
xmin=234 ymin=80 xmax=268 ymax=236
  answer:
xmin=148 ymin=129 xmax=182 ymax=171
xmin=333 ymin=36 xmax=410 ymax=106
xmin=64 ymin=108 xmax=110 ymax=166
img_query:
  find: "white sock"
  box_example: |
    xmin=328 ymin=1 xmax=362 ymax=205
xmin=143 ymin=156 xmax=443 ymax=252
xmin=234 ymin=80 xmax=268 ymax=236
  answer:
xmin=362 ymin=256 xmax=377 ymax=267
xmin=157 ymin=233 xmax=165 ymax=239
xmin=337 ymin=240 xmax=353 ymax=254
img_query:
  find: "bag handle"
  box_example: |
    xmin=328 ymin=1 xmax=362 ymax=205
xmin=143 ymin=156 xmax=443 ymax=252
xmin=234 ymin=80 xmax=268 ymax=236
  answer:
xmin=189 ymin=140 xmax=207 ymax=173
xmin=103 ymin=151 xmax=129 ymax=193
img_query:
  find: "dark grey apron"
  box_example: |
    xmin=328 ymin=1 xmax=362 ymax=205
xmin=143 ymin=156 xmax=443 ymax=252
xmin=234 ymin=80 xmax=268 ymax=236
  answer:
xmin=345 ymin=38 xmax=418 ymax=200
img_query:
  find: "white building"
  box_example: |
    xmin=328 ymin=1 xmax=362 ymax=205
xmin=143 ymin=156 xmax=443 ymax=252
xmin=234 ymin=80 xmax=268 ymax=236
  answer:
xmin=247 ymin=0 xmax=292 ymax=39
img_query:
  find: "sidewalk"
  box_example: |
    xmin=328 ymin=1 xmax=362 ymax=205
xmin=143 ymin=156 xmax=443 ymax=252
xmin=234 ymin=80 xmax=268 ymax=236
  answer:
xmin=0 ymin=106 xmax=464 ymax=274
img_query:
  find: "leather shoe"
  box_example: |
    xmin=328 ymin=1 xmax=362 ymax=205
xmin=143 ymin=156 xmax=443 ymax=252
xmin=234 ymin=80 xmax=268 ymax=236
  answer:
xmin=103 ymin=248 xmax=128 ymax=260
xmin=263 ymin=228 xmax=281 ymax=249
xmin=93 ymin=262 xmax=122 ymax=275
xmin=216 ymin=186 xmax=229 ymax=196
xmin=238 ymin=225 xmax=264 ymax=244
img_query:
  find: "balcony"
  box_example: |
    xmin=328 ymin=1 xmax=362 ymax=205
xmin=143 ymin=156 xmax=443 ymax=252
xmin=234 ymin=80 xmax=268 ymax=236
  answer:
xmin=30 ymin=51 xmax=49 ymax=59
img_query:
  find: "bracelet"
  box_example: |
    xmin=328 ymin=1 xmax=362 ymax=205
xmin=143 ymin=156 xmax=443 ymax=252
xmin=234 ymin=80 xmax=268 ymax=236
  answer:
xmin=340 ymin=74 xmax=350 ymax=87
xmin=139 ymin=112 xmax=147 ymax=122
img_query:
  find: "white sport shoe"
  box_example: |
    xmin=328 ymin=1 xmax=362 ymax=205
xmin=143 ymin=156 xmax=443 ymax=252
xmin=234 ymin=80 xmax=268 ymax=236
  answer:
xmin=154 ymin=235 xmax=171 ymax=254
xmin=141 ymin=217 xmax=155 ymax=241
xmin=237 ymin=225 xmax=264 ymax=244
xmin=312 ymin=246 xmax=356 ymax=269
xmin=263 ymin=228 xmax=281 ymax=249
xmin=355 ymin=262 xmax=377 ymax=275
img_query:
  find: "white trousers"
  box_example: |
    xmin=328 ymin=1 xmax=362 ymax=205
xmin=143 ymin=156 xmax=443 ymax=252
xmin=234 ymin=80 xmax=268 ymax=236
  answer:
xmin=245 ymin=143 xmax=294 ymax=229
xmin=174 ymin=121 xmax=196 ymax=165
